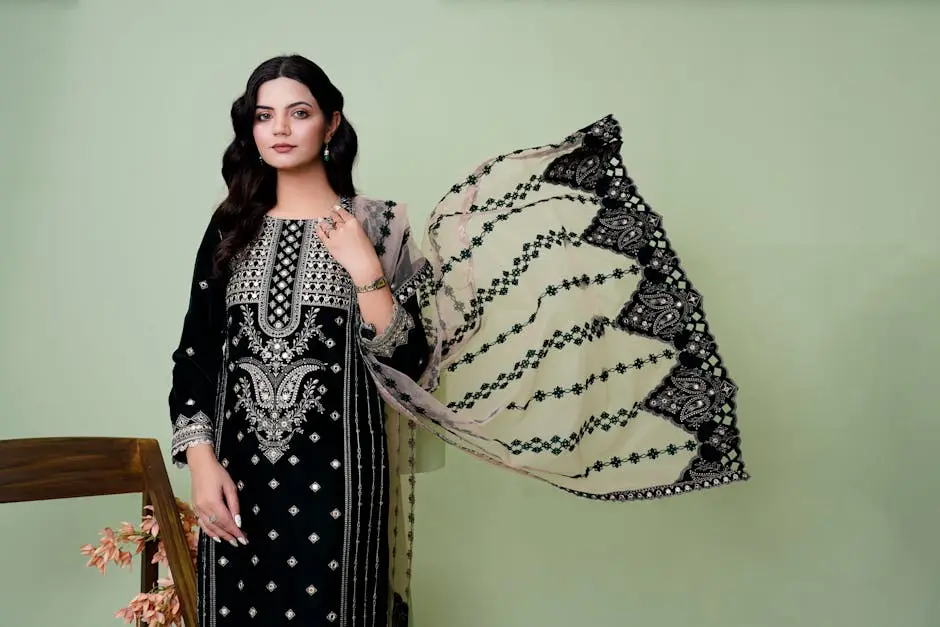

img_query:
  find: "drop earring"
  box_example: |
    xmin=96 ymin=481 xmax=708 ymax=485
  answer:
xmin=322 ymin=142 xmax=331 ymax=162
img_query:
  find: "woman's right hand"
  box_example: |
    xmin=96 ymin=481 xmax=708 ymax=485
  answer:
xmin=186 ymin=443 xmax=247 ymax=547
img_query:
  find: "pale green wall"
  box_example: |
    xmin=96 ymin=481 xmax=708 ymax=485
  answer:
xmin=2 ymin=1 xmax=938 ymax=626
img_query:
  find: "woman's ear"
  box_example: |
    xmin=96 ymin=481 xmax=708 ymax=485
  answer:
xmin=328 ymin=111 xmax=342 ymax=139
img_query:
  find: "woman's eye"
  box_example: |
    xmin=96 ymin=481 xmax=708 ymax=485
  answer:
xmin=256 ymin=112 xmax=271 ymax=121
xmin=292 ymin=110 xmax=309 ymax=119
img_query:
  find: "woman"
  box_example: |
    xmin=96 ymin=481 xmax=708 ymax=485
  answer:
xmin=168 ymin=55 xmax=428 ymax=626
xmin=171 ymin=53 xmax=749 ymax=627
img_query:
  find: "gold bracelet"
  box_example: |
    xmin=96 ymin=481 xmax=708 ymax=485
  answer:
xmin=355 ymin=276 xmax=388 ymax=293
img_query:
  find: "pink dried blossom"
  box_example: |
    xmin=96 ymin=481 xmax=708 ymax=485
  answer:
xmin=82 ymin=499 xmax=200 ymax=626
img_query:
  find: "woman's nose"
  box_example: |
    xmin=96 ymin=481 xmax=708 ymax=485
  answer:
xmin=273 ymin=115 xmax=290 ymax=136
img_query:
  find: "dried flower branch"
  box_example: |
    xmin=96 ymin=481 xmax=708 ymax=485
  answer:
xmin=80 ymin=498 xmax=199 ymax=626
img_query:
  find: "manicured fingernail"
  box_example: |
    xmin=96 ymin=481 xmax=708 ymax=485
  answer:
xmin=238 ymin=537 xmax=248 ymax=545
xmin=234 ymin=515 xmax=242 ymax=528
xmin=229 ymin=540 xmax=239 ymax=547
xmin=213 ymin=536 xmax=221 ymax=543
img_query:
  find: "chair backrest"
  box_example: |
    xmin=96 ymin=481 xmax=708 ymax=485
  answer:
xmin=0 ymin=437 xmax=197 ymax=626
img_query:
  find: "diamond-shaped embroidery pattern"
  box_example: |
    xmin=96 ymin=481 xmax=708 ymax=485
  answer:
xmin=268 ymin=222 xmax=302 ymax=329
xmin=193 ymin=201 xmax=412 ymax=625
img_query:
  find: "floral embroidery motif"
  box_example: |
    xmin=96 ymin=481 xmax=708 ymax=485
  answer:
xmin=234 ymin=305 xmax=333 ymax=375
xmin=233 ymin=360 xmax=327 ymax=464
xmin=502 ymin=406 xmax=640 ymax=456
xmin=231 ymin=307 xmax=331 ymax=464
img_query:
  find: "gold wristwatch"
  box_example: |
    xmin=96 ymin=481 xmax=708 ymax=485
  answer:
xmin=355 ymin=276 xmax=388 ymax=293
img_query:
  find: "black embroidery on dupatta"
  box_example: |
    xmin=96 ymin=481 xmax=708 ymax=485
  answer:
xmin=544 ymin=130 xmax=623 ymax=193
xmin=374 ymin=200 xmax=397 ymax=257
xmin=446 ymin=312 xmax=622 ymax=410
xmin=436 ymin=195 xmax=598 ymax=359
xmin=571 ymin=439 xmax=699 ymax=479
xmin=503 ymin=406 xmax=640 ymax=456
xmin=427 ymin=176 xmax=543 ymax=239
xmin=544 ymin=114 xmax=748 ymax=497
xmin=445 ymin=256 xmax=638 ymax=374
xmin=503 ymin=349 xmax=674 ymax=412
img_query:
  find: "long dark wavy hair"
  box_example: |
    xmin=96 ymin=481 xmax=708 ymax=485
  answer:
xmin=211 ymin=55 xmax=358 ymax=276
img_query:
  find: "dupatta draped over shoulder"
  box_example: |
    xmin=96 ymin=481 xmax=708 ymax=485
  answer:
xmin=366 ymin=114 xmax=748 ymax=505
xmin=364 ymin=116 xmax=750 ymax=625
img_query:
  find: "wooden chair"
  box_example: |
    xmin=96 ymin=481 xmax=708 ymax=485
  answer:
xmin=0 ymin=437 xmax=197 ymax=626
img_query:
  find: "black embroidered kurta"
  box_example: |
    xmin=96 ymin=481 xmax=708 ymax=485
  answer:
xmin=169 ymin=197 xmax=428 ymax=627
xmin=167 ymin=114 xmax=750 ymax=625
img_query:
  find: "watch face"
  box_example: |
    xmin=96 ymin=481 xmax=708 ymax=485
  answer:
xmin=356 ymin=276 xmax=387 ymax=293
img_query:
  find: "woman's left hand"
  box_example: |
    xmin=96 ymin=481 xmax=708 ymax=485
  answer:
xmin=315 ymin=206 xmax=385 ymax=286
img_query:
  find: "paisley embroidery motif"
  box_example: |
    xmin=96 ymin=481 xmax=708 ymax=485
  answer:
xmin=544 ymin=114 xmax=747 ymax=491
xmin=619 ymin=281 xmax=702 ymax=342
xmin=643 ymin=367 xmax=735 ymax=432
xmin=233 ymin=359 xmax=327 ymax=464
xmin=544 ymin=115 xmax=623 ymax=193
xmin=232 ymin=306 xmax=333 ymax=464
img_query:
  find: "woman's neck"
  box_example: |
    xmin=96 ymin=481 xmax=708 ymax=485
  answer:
xmin=268 ymin=162 xmax=341 ymax=219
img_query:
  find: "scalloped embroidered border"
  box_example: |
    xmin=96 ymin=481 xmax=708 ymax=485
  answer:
xmin=542 ymin=114 xmax=749 ymax=500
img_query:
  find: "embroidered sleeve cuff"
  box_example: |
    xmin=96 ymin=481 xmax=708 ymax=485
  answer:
xmin=359 ymin=302 xmax=415 ymax=359
xmin=171 ymin=410 xmax=214 ymax=460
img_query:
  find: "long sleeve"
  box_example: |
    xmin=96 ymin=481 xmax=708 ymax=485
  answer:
xmin=168 ymin=219 xmax=227 ymax=466
xmin=358 ymin=288 xmax=429 ymax=382
xmin=356 ymin=202 xmax=431 ymax=383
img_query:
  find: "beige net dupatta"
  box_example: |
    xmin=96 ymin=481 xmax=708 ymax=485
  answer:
xmin=360 ymin=115 xmax=749 ymax=624
xmin=383 ymin=412 xmax=442 ymax=626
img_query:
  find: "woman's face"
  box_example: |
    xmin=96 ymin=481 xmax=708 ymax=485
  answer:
xmin=253 ymin=77 xmax=338 ymax=171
